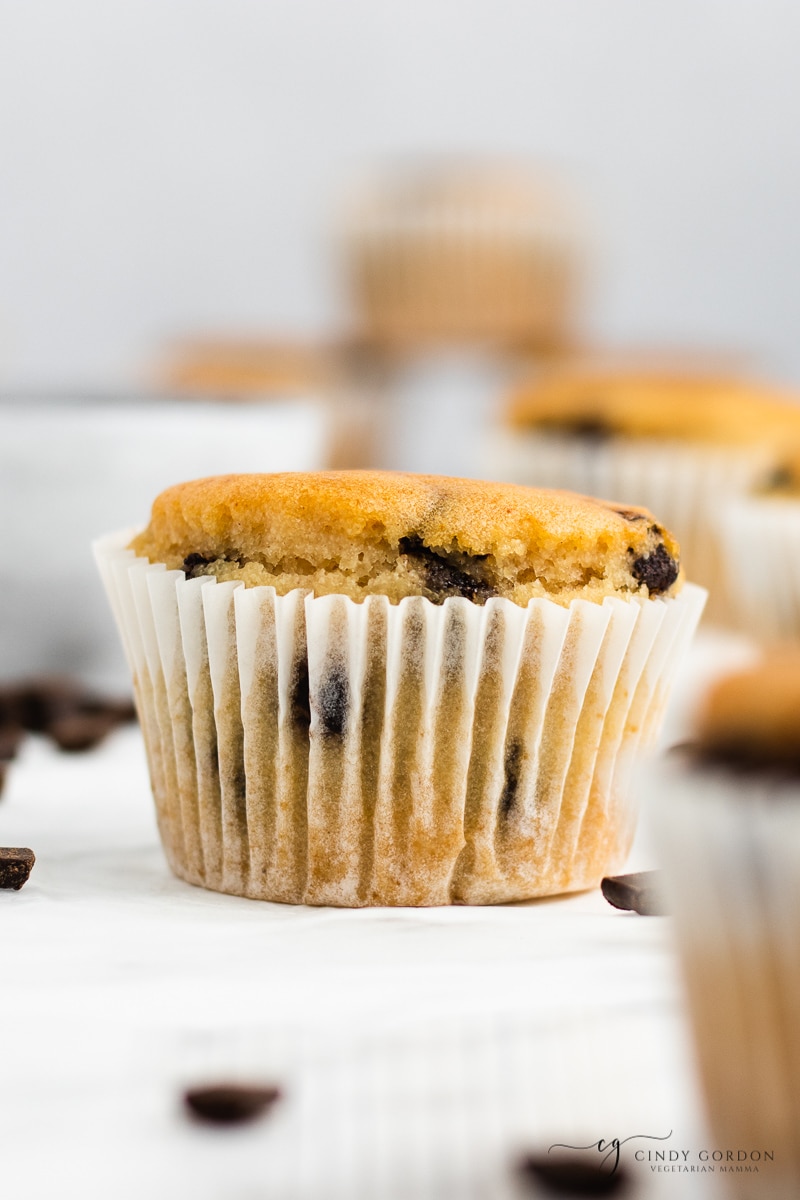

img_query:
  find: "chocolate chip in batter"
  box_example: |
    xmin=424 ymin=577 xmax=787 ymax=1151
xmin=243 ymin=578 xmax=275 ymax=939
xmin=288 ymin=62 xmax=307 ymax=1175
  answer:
xmin=601 ymin=870 xmax=667 ymax=916
xmin=613 ymin=508 xmax=647 ymax=523
xmin=399 ymin=535 xmax=496 ymax=603
xmin=0 ymin=847 xmax=35 ymax=890
xmin=184 ymin=1082 xmax=281 ymax=1125
xmin=629 ymin=543 xmax=679 ymax=594
xmin=183 ymin=552 xmax=215 ymax=579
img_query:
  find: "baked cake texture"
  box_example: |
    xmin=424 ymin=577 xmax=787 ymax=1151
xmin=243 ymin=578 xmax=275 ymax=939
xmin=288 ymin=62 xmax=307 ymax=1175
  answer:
xmin=98 ymin=471 xmax=703 ymax=907
xmin=129 ymin=471 xmax=682 ymax=607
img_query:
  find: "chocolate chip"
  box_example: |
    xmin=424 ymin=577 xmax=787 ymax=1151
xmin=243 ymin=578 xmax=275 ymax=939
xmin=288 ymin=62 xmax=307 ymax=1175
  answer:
xmin=0 ymin=680 xmax=137 ymax=743
xmin=317 ymin=667 xmax=349 ymax=736
xmin=613 ymin=508 xmax=647 ymax=523
xmin=399 ymin=535 xmax=496 ymax=603
xmin=184 ymin=1083 xmax=281 ymax=1125
xmin=0 ymin=848 xmax=35 ymax=890
xmin=601 ymin=870 xmax=667 ymax=916
xmin=630 ymin=543 xmax=679 ymax=594
xmin=183 ymin=552 xmax=214 ymax=579
xmin=500 ymin=739 xmax=522 ymax=817
xmin=0 ymin=725 xmax=25 ymax=762
xmin=519 ymin=1154 xmax=629 ymax=1196
xmin=539 ymin=416 xmax=614 ymax=442
xmin=48 ymin=712 xmax=119 ymax=753
xmin=0 ymin=678 xmax=85 ymax=732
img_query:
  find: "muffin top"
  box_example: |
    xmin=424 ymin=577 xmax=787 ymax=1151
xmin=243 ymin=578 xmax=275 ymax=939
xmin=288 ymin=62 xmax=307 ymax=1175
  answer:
xmin=130 ymin=471 xmax=682 ymax=607
xmin=696 ymin=653 xmax=800 ymax=768
xmin=506 ymin=366 xmax=800 ymax=445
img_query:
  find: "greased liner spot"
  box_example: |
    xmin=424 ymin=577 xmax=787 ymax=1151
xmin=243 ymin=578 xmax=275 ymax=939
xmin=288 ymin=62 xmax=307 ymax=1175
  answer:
xmin=94 ymin=531 xmax=706 ymax=906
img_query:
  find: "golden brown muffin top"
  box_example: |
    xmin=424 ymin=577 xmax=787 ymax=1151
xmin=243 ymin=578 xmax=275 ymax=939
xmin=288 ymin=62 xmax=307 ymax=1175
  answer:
xmin=506 ymin=366 xmax=800 ymax=445
xmin=161 ymin=339 xmax=332 ymax=397
xmin=130 ymin=472 xmax=683 ymax=607
xmin=696 ymin=653 xmax=800 ymax=766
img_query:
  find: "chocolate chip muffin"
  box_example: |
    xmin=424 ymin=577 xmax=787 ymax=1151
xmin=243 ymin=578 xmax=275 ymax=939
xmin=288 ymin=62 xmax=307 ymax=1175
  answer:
xmin=505 ymin=366 xmax=800 ymax=444
xmin=719 ymin=452 xmax=800 ymax=642
xmin=654 ymin=654 xmax=800 ymax=1193
xmin=342 ymin=165 xmax=582 ymax=351
xmin=129 ymin=472 xmax=682 ymax=607
xmin=97 ymin=471 xmax=704 ymax=906
xmin=494 ymin=364 xmax=800 ymax=626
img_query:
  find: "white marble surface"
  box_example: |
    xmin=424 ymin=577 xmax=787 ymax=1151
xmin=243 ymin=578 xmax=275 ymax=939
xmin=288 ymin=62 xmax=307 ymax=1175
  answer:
xmin=0 ymin=630 xmax=756 ymax=1200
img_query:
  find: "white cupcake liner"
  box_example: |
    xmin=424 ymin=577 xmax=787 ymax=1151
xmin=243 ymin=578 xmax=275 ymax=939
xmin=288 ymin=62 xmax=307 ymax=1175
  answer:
xmin=488 ymin=430 xmax=773 ymax=626
xmin=95 ymin=530 xmax=705 ymax=907
xmin=652 ymin=757 xmax=800 ymax=1191
xmin=719 ymin=496 xmax=800 ymax=642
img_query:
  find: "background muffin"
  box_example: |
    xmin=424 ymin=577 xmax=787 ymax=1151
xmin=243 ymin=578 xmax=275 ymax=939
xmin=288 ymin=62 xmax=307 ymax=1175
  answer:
xmin=719 ymin=450 xmax=800 ymax=642
xmin=98 ymin=471 xmax=704 ymax=907
xmin=654 ymin=653 xmax=800 ymax=1196
xmin=491 ymin=363 xmax=800 ymax=625
xmin=341 ymin=165 xmax=582 ymax=353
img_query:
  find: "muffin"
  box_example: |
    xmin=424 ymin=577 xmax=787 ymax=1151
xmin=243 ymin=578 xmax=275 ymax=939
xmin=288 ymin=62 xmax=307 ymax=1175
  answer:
xmin=95 ymin=471 xmax=705 ymax=907
xmin=719 ymin=451 xmax=800 ymax=642
xmin=341 ymin=165 xmax=582 ymax=352
xmin=492 ymin=364 xmax=800 ymax=625
xmin=653 ymin=654 xmax=800 ymax=1197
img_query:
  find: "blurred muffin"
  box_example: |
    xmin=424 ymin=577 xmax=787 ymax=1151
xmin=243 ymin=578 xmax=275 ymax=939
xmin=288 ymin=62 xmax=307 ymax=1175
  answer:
xmin=493 ymin=362 xmax=800 ymax=624
xmin=719 ymin=449 xmax=800 ymax=642
xmin=342 ymin=164 xmax=583 ymax=352
xmin=654 ymin=653 xmax=800 ymax=1197
xmin=163 ymin=339 xmax=333 ymax=398
xmin=161 ymin=338 xmax=377 ymax=469
xmin=96 ymin=471 xmax=704 ymax=907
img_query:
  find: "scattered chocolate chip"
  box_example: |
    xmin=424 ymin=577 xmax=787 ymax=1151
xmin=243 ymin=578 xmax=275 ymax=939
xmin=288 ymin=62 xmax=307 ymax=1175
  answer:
xmin=184 ymin=1083 xmax=281 ymax=1125
xmin=0 ymin=725 xmax=25 ymax=762
xmin=630 ymin=543 xmax=679 ymax=594
xmin=601 ymin=870 xmax=667 ymax=916
xmin=0 ymin=847 xmax=35 ymax=890
xmin=519 ymin=1154 xmax=629 ymax=1196
xmin=0 ymin=678 xmax=85 ymax=732
xmin=613 ymin=508 xmax=647 ymax=523
xmin=48 ymin=711 xmax=119 ymax=753
xmin=0 ymin=679 xmax=137 ymax=758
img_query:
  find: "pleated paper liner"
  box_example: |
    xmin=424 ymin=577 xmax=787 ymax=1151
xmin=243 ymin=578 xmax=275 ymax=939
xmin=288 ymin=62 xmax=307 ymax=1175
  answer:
xmin=719 ymin=496 xmax=800 ymax=642
xmin=95 ymin=531 xmax=705 ymax=906
xmin=654 ymin=759 xmax=800 ymax=1198
xmin=488 ymin=430 xmax=773 ymax=627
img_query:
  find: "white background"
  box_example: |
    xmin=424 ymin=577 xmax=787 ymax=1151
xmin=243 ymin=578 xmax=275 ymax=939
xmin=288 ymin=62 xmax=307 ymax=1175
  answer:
xmin=1 ymin=1 xmax=800 ymax=388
